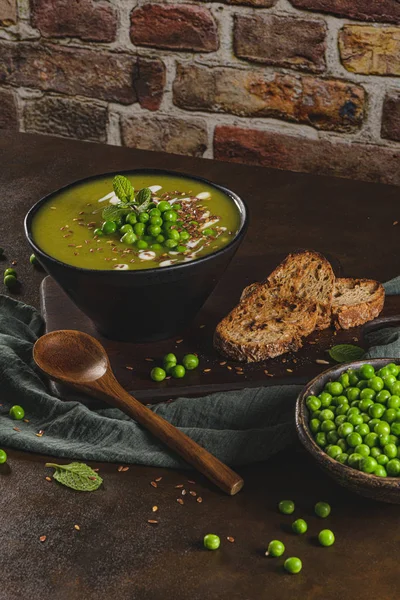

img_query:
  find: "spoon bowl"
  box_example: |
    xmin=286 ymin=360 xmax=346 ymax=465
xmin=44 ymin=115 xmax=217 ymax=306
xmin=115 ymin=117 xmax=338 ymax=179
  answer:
xmin=33 ymin=329 xmax=244 ymax=496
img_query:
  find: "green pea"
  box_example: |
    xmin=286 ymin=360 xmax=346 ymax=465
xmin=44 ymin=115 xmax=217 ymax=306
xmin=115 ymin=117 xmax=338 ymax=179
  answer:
xmin=165 ymin=239 xmax=178 ymax=249
xmin=376 ymin=390 xmax=391 ymax=404
xmin=383 ymin=408 xmax=397 ymax=424
xmin=383 ymin=375 xmax=397 ymax=388
xmin=346 ymin=387 xmax=360 ymax=401
xmin=133 ymin=222 xmax=145 ymax=236
xmin=327 ymin=445 xmax=342 ymax=459
xmin=4 ymin=274 xmax=17 ymax=288
xmin=355 ymin=444 xmax=370 ymax=458
xmin=364 ymin=432 xmax=379 ymax=448
xmin=331 ymin=395 xmax=347 ymax=407
xmin=377 ymin=453 xmax=389 ymax=466
xmin=375 ymin=421 xmax=391 ymax=436
xmin=310 ymin=419 xmax=321 ymax=434
xmin=339 ymin=373 xmax=350 ymax=388
xmin=387 ymin=363 xmax=400 ymax=377
xmin=355 ymin=423 xmax=370 ymax=437
xmin=360 ymin=388 xmax=376 ymax=401
xmin=369 ymin=418 xmax=380 ymax=431
xmin=313 ymin=410 xmax=322 ymax=419
xmin=319 ymin=409 xmax=334 ymax=422
xmin=203 ymin=534 xmax=220 ymax=550
xmin=120 ymin=224 xmax=133 ymax=234
xmin=176 ymin=245 xmax=187 ymax=253
xmin=180 ymin=231 xmax=190 ymax=241
xmin=383 ymin=443 xmax=397 ymax=459
xmin=163 ymin=210 xmax=178 ymax=223
xmin=9 ymin=405 xmax=25 ymax=420
xmin=182 ymin=354 xmax=199 ymax=371
xmin=359 ymin=364 xmax=375 ymax=380
xmin=347 ymin=407 xmax=360 ymax=416
xmin=158 ymin=201 xmax=171 ymax=213
xmin=102 ymin=221 xmax=117 ymax=235
xmin=336 ymin=403 xmax=349 ymax=416
xmin=150 ymin=216 xmax=162 ymax=227
xmin=4 ymin=268 xmax=16 ymax=277
xmin=29 ymin=253 xmax=38 ymax=265
xmin=388 ymin=395 xmax=400 ymax=410
xmin=278 ymin=500 xmax=295 ymax=515
xmin=138 ymin=213 xmax=150 ymax=224
xmin=370 ymin=447 xmax=382 ymax=459
xmin=348 ymin=414 xmax=363 ymax=427
xmin=387 ymin=458 xmax=400 ymax=476
xmin=125 ymin=213 xmax=137 ymax=225
xmin=327 ymin=430 xmax=340 ymax=445
xmin=284 ymin=557 xmax=302 ymax=574
xmin=362 ymin=413 xmax=371 ymax=423
xmin=167 ymin=229 xmax=180 ymax=241
xmin=374 ymin=465 xmax=387 ymax=477
xmin=0 ymin=449 xmax=7 ymax=464
xmin=378 ymin=366 xmax=392 ymax=378
xmin=315 ymin=432 xmax=327 ymax=448
xmin=319 ymin=392 xmax=332 ymax=408
xmin=266 ymin=540 xmax=285 ymax=557
xmin=149 ymin=208 xmax=161 ymax=218
xmin=94 ymin=228 xmax=103 ymax=237
xmin=202 ymin=228 xmax=215 ymax=237
xmin=357 ymin=380 xmax=369 ymax=390
xmin=379 ymin=434 xmax=390 ymax=447
xmin=389 ymin=434 xmax=399 ymax=445
xmin=337 ymin=438 xmax=348 ymax=452
xmin=171 ymin=364 xmax=185 ymax=379
xmin=369 ymin=376 xmax=384 ymax=392
xmin=292 ymin=519 xmax=308 ymax=534
xmin=391 ymin=382 xmax=400 ymax=396
xmin=121 ymin=232 xmax=136 ymax=245
xmin=136 ymin=240 xmax=148 ymax=250
xmin=337 ymin=453 xmax=349 ymax=465
xmin=348 ymin=453 xmax=363 ymax=469
xmin=318 ymin=529 xmax=335 ymax=547
xmin=321 ymin=420 xmax=336 ymax=433
xmin=369 ymin=403 xmax=385 ymax=419
xmin=348 ymin=370 xmax=359 ymax=386
xmin=150 ymin=367 xmax=166 ymax=382
xmin=347 ymin=432 xmax=363 ymax=448
xmin=335 ymin=415 xmax=347 ymax=427
xmin=391 ymin=422 xmax=400 ymax=436
xmin=163 ymin=361 xmax=176 ymax=375
xmin=338 ymin=422 xmax=353 ymax=438
xmin=326 ymin=382 xmax=344 ymax=397
xmin=360 ymin=456 xmax=378 ymax=473
xmin=156 ymin=234 xmax=165 ymax=243
xmin=147 ymin=225 xmax=162 ymax=237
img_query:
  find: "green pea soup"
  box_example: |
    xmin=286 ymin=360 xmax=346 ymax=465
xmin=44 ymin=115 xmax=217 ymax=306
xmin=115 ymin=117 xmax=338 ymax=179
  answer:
xmin=32 ymin=173 xmax=240 ymax=271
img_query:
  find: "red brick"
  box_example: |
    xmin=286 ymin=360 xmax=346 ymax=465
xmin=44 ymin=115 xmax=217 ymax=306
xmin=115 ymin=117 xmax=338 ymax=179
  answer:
xmin=290 ymin=0 xmax=400 ymax=25
xmin=0 ymin=0 xmax=16 ymax=25
xmin=0 ymin=42 xmax=165 ymax=107
xmin=339 ymin=25 xmax=400 ymax=76
xmin=234 ymin=14 xmax=326 ymax=73
xmin=121 ymin=115 xmax=208 ymax=157
xmin=381 ymin=91 xmax=400 ymax=142
xmin=173 ymin=64 xmax=364 ymax=133
xmin=130 ymin=4 xmax=218 ymax=52
xmin=0 ymin=88 xmax=17 ymax=129
xmin=133 ymin=58 xmax=165 ymax=112
xmin=214 ymin=126 xmax=400 ymax=186
xmin=30 ymin=0 xmax=117 ymax=43
xmin=24 ymin=96 xmax=107 ymax=142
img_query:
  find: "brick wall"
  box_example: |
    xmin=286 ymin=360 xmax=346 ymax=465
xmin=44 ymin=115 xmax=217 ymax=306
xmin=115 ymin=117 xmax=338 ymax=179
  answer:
xmin=1 ymin=0 xmax=400 ymax=185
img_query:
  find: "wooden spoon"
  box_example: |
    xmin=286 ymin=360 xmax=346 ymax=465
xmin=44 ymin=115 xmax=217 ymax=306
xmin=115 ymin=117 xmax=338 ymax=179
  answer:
xmin=33 ymin=330 xmax=244 ymax=496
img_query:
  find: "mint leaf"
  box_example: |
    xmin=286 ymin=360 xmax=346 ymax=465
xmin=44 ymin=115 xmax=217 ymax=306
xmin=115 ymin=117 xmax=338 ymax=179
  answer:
xmin=135 ymin=188 xmax=152 ymax=213
xmin=113 ymin=175 xmax=134 ymax=203
xmin=328 ymin=344 xmax=365 ymax=363
xmin=102 ymin=204 xmax=131 ymax=222
xmin=45 ymin=462 xmax=103 ymax=492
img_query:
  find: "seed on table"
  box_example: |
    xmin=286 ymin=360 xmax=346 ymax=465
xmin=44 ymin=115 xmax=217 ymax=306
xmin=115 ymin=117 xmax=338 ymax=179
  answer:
xmin=177 ymin=498 xmax=184 ymax=505
xmin=188 ymin=480 xmax=196 ymax=484
xmin=155 ymin=477 xmax=162 ymax=482
xmin=219 ymin=362 xmax=227 ymax=366
xmin=13 ymin=427 xmax=20 ymax=432
xmin=39 ymin=536 xmax=47 ymax=542
xmin=121 ymin=467 xmax=129 ymax=472
xmin=36 ymin=430 xmax=44 ymax=437
xmin=125 ymin=366 xmax=134 ymax=371
xmin=74 ymin=525 xmax=80 ymax=531
xmin=45 ymin=477 xmax=52 ymax=482
xmin=181 ymin=489 xmax=187 ymax=495
xmin=189 ymin=491 xmax=197 ymax=497
xmin=316 ymin=359 xmax=330 ymax=365
xmin=145 ymin=358 xmax=154 ymax=362
xmin=175 ymin=484 xmax=184 ymax=488
xmin=227 ymin=536 xmax=235 ymax=543
xmin=117 ymin=466 xmax=124 ymax=472
xmin=148 ymin=520 xmax=158 ymax=524
xmin=203 ymin=369 xmax=211 ymax=373
xmin=197 ymin=497 xmax=203 ymax=503
xmin=151 ymin=481 xmax=158 ymax=488
xmin=152 ymin=506 xmax=158 ymax=512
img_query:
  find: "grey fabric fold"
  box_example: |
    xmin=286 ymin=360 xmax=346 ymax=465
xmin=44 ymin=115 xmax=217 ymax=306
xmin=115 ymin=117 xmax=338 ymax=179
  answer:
xmin=0 ymin=277 xmax=398 ymax=468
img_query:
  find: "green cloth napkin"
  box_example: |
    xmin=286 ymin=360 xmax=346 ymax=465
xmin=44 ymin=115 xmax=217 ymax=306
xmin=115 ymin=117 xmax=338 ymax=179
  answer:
xmin=0 ymin=277 xmax=399 ymax=468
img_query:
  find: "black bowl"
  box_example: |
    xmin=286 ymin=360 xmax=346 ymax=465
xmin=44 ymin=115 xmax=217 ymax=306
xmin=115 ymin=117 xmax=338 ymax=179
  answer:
xmin=296 ymin=359 xmax=400 ymax=504
xmin=25 ymin=169 xmax=248 ymax=342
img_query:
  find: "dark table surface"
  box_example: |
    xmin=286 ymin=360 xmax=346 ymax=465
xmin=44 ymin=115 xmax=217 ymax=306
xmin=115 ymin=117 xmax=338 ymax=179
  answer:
xmin=1 ymin=132 xmax=400 ymax=600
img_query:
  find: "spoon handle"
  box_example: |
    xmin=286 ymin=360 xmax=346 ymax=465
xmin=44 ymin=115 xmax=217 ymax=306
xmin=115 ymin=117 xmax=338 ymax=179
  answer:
xmin=91 ymin=376 xmax=244 ymax=496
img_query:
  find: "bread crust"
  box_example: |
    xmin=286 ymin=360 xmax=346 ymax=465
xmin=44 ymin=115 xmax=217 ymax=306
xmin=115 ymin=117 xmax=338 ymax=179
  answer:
xmin=332 ymin=278 xmax=385 ymax=330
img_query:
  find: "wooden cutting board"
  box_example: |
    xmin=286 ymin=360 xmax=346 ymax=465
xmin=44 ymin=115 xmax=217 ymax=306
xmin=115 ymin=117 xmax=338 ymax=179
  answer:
xmin=40 ymin=276 xmax=400 ymax=404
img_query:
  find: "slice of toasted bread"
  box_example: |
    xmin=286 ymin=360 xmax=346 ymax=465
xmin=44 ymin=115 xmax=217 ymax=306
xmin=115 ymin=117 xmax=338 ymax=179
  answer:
xmin=332 ymin=278 xmax=385 ymax=330
xmin=214 ymin=251 xmax=334 ymax=362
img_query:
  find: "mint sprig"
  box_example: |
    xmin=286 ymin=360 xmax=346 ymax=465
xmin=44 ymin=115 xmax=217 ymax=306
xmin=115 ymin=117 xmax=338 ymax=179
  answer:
xmin=113 ymin=175 xmax=134 ymax=203
xmin=328 ymin=344 xmax=365 ymax=363
xmin=45 ymin=462 xmax=103 ymax=492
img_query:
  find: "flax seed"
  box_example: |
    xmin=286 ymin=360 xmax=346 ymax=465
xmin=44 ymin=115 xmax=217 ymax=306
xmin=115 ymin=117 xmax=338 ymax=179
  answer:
xmin=188 ymin=480 xmax=196 ymax=484
xmin=181 ymin=489 xmax=187 ymax=496
xmin=189 ymin=491 xmax=197 ymax=497
xmin=196 ymin=496 xmax=203 ymax=503
xmin=176 ymin=339 xmax=183 ymax=344
xmin=151 ymin=481 xmax=158 ymax=488
xmin=39 ymin=535 xmax=47 ymax=542
xmin=227 ymin=365 xmax=233 ymax=371
xmin=13 ymin=427 xmax=20 ymax=432
xmin=145 ymin=358 xmax=154 ymax=362
xmin=219 ymin=361 xmax=227 ymax=366
xmin=316 ymin=359 xmax=330 ymax=365
xmin=121 ymin=467 xmax=129 ymax=472
xmin=203 ymin=368 xmax=211 ymax=373
xmin=45 ymin=477 xmax=52 ymax=482
xmin=125 ymin=366 xmax=134 ymax=371
xmin=118 ymin=466 xmax=124 ymax=472
xmin=23 ymin=419 xmax=29 ymax=423
xmin=227 ymin=536 xmax=235 ymax=543
xmin=199 ymin=324 xmax=205 ymax=328
xmin=155 ymin=477 xmax=162 ymax=482
xmin=152 ymin=506 xmax=158 ymax=512
xmin=177 ymin=498 xmax=184 ymax=505
xmin=286 ymin=369 xmax=293 ymax=373
xmin=74 ymin=525 xmax=80 ymax=531
xmin=36 ymin=430 xmax=44 ymax=437
xmin=394 ymin=221 xmax=399 ymax=226
xmin=147 ymin=520 xmax=158 ymax=524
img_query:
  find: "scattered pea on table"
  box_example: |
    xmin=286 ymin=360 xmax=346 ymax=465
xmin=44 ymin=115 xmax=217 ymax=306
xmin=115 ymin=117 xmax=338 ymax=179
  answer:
xmin=9 ymin=405 xmax=25 ymax=420
xmin=203 ymin=534 xmax=220 ymax=550
xmin=0 ymin=449 xmax=7 ymax=464
xmin=265 ymin=540 xmax=285 ymax=557
xmin=292 ymin=519 xmax=308 ymax=535
xmin=318 ymin=529 xmax=335 ymax=547
xmin=278 ymin=500 xmax=295 ymax=515
xmin=284 ymin=557 xmax=302 ymax=574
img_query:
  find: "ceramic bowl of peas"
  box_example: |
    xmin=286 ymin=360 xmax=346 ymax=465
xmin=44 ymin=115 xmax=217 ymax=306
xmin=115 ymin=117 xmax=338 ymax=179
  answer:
xmin=296 ymin=359 xmax=400 ymax=504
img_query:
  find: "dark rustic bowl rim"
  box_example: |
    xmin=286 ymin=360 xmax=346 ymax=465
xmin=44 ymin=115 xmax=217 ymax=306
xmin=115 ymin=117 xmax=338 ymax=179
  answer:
xmin=24 ymin=168 xmax=248 ymax=276
xmin=296 ymin=358 xmax=400 ymax=486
